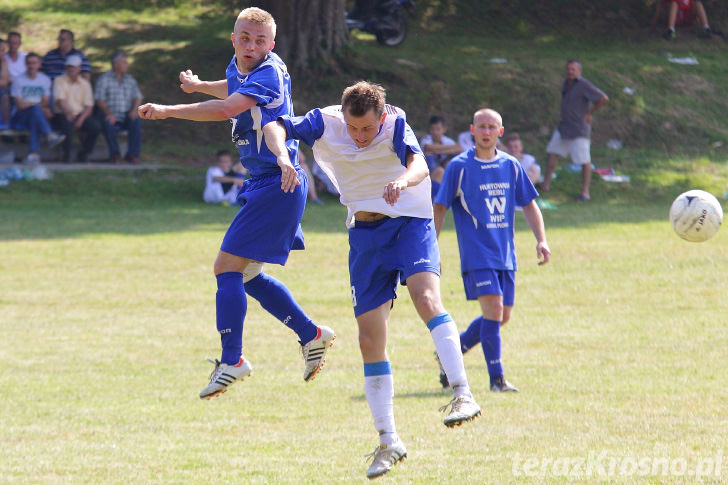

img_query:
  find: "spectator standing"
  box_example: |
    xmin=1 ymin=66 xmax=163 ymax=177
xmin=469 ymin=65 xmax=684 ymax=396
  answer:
xmin=10 ymin=53 xmax=65 ymax=163
xmin=52 ymin=55 xmax=100 ymax=162
xmin=41 ymin=29 xmax=92 ymax=82
xmin=95 ymin=51 xmax=142 ymax=164
xmin=541 ymin=59 xmax=608 ymax=202
xmin=3 ymin=32 xmax=26 ymax=82
xmin=203 ymin=149 xmax=246 ymax=205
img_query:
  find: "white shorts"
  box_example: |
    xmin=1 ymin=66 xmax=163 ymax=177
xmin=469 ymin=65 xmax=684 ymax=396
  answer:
xmin=546 ymin=130 xmax=591 ymax=165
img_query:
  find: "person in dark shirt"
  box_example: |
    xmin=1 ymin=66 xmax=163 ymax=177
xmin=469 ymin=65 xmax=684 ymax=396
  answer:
xmin=541 ymin=59 xmax=608 ymax=202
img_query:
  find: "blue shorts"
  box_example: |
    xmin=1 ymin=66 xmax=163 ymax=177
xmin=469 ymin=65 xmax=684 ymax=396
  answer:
xmin=220 ymin=168 xmax=307 ymax=265
xmin=349 ymin=216 xmax=441 ymax=317
xmin=463 ymin=269 xmax=515 ymax=306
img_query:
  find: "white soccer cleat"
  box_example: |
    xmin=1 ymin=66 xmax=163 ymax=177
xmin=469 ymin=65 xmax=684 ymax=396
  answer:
xmin=199 ymin=356 xmax=252 ymax=400
xmin=365 ymin=439 xmax=407 ymax=480
xmin=440 ymin=395 xmax=481 ymax=428
xmin=301 ymin=325 xmax=336 ymax=382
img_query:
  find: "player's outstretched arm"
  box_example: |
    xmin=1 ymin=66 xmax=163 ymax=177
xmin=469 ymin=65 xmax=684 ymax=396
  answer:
xmin=522 ymin=200 xmax=551 ymax=265
xmin=138 ymin=92 xmax=257 ymax=122
xmin=262 ymin=121 xmax=300 ymax=193
xmin=383 ymin=151 xmax=429 ymax=206
xmin=179 ymin=70 xmax=228 ymax=99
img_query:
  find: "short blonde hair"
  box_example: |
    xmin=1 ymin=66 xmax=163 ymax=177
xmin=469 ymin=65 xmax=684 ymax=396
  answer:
xmin=236 ymin=7 xmax=277 ymax=38
xmin=472 ymin=108 xmax=503 ymax=126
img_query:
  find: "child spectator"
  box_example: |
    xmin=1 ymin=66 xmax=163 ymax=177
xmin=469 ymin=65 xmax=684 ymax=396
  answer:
xmin=420 ymin=115 xmax=462 ymax=197
xmin=504 ymin=132 xmax=541 ymax=185
xmin=203 ymin=149 xmax=246 ymax=205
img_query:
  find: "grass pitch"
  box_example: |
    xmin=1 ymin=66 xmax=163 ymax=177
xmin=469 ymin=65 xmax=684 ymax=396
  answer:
xmin=1 ymin=169 xmax=726 ymax=483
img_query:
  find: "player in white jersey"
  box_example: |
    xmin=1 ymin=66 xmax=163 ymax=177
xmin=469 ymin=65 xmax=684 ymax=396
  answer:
xmin=433 ymin=109 xmax=550 ymax=393
xmin=264 ymin=81 xmax=481 ymax=480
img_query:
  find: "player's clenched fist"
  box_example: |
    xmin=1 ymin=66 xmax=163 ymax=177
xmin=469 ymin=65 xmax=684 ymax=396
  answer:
xmin=138 ymin=103 xmax=168 ymax=120
xmin=179 ymin=69 xmax=199 ymax=93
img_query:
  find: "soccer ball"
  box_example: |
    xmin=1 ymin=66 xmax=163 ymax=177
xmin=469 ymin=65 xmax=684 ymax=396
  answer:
xmin=669 ymin=190 xmax=723 ymax=242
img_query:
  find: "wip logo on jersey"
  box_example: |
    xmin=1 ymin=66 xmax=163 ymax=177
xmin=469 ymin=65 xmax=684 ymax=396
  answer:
xmin=413 ymin=257 xmax=431 ymax=265
xmin=481 ymin=182 xmax=510 ymax=229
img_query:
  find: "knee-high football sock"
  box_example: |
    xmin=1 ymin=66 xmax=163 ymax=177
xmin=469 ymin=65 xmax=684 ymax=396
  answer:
xmin=216 ymin=272 xmax=247 ymax=365
xmin=459 ymin=316 xmax=482 ymax=354
xmin=480 ymin=318 xmax=504 ymax=382
xmin=364 ymin=361 xmax=397 ymax=445
xmin=427 ymin=313 xmax=471 ymax=398
xmin=244 ymin=272 xmax=318 ymax=345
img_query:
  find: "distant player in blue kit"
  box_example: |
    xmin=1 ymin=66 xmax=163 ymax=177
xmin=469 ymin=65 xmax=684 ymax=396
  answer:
xmin=434 ymin=108 xmax=550 ymax=393
xmin=138 ymin=7 xmax=335 ymax=399
xmin=264 ymin=81 xmax=481 ymax=480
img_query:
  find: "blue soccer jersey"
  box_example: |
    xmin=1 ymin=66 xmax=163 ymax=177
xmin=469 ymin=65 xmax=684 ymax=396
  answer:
xmin=226 ymin=52 xmax=300 ymax=178
xmin=434 ymin=148 xmax=538 ymax=272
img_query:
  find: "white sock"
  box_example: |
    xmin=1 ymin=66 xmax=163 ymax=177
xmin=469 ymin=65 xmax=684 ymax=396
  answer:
xmin=364 ymin=372 xmax=397 ymax=443
xmin=431 ymin=319 xmax=472 ymax=398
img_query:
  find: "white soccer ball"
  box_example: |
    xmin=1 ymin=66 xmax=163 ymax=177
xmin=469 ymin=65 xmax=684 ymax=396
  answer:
xmin=669 ymin=190 xmax=723 ymax=242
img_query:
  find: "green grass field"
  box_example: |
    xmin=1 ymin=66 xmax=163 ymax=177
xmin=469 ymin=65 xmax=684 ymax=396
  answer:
xmin=2 ymin=1 xmax=728 ymax=482
xmin=1 ymin=169 xmax=726 ymax=483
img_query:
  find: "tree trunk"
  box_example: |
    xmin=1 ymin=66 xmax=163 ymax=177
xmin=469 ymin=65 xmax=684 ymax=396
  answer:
xmin=251 ymin=0 xmax=349 ymax=71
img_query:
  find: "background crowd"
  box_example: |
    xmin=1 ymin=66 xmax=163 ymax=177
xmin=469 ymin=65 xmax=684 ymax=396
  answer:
xmin=0 ymin=29 xmax=142 ymax=164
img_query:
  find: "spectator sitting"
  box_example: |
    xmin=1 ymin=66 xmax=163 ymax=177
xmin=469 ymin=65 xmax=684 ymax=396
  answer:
xmin=203 ymin=149 xmax=246 ymax=205
xmin=41 ymin=29 xmax=92 ymax=82
xmin=298 ymin=149 xmax=324 ymax=205
xmin=420 ymin=115 xmax=462 ymax=197
xmin=3 ymin=32 xmax=26 ymax=83
xmin=0 ymin=38 xmax=10 ymax=125
xmin=504 ymin=132 xmax=541 ymax=185
xmin=52 ymin=55 xmax=101 ymax=162
xmin=95 ymin=51 xmax=143 ymax=164
xmin=457 ymin=129 xmax=474 ymax=152
xmin=655 ymin=0 xmax=712 ymax=40
xmin=10 ymin=52 xmax=65 ymax=164
xmin=312 ymin=160 xmax=339 ymax=197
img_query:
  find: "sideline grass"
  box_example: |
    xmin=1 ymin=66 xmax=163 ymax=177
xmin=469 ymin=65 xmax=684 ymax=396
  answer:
xmin=1 ymin=170 xmax=727 ymax=483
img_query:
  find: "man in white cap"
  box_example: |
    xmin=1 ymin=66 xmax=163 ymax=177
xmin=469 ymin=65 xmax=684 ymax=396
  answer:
xmin=52 ymin=54 xmax=100 ymax=162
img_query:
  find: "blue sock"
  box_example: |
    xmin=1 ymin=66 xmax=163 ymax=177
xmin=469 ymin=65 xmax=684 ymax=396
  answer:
xmin=216 ymin=272 xmax=246 ymax=365
xmin=480 ymin=318 xmax=503 ymax=382
xmin=244 ymin=272 xmax=318 ymax=345
xmin=431 ymin=181 xmax=441 ymax=199
xmin=459 ymin=316 xmax=482 ymax=354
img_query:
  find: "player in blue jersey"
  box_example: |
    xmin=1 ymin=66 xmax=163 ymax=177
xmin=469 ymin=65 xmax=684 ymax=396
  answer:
xmin=263 ymin=81 xmax=481 ymax=480
xmin=434 ymin=108 xmax=550 ymax=393
xmin=138 ymin=7 xmax=335 ymax=400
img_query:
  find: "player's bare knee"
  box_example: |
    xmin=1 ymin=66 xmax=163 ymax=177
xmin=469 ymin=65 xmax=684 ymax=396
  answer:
xmin=411 ymin=290 xmax=442 ymax=317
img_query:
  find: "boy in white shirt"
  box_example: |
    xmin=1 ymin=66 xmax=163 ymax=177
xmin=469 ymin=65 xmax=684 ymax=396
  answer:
xmin=203 ymin=149 xmax=246 ymax=205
